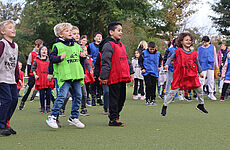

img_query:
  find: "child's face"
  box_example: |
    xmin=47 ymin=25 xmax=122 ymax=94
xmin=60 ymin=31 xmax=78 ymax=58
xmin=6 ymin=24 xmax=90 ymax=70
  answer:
xmin=72 ymin=29 xmax=80 ymax=42
xmin=135 ymin=51 xmax=140 ymax=58
xmin=148 ymin=47 xmax=156 ymax=53
xmin=81 ymin=38 xmax=88 ymax=46
xmin=221 ymin=44 xmax=227 ymax=50
xmin=110 ymin=25 xmax=122 ymax=41
xmin=94 ymin=34 xmax=102 ymax=44
xmin=40 ymin=47 xmax=48 ymax=57
xmin=19 ymin=62 xmax=22 ymax=70
xmin=1 ymin=23 xmax=16 ymax=39
xmin=202 ymin=40 xmax=210 ymax=47
xmin=59 ymin=27 xmax=72 ymax=40
xmin=181 ymin=36 xmax=192 ymax=48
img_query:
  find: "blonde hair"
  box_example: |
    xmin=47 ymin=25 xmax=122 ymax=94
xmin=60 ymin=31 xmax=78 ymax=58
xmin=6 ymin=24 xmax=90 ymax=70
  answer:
xmin=0 ymin=20 xmax=15 ymax=34
xmin=54 ymin=23 xmax=72 ymax=37
xmin=72 ymin=26 xmax=79 ymax=31
xmin=137 ymin=40 xmax=148 ymax=50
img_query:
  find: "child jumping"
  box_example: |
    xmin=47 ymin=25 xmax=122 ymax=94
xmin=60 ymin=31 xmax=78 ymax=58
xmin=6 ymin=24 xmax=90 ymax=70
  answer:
xmin=46 ymin=23 xmax=85 ymax=129
xmin=161 ymin=33 xmax=208 ymax=116
xmin=138 ymin=42 xmax=162 ymax=105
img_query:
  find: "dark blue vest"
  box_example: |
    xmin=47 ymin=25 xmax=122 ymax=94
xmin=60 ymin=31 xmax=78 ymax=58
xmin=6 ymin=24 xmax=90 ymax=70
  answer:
xmin=198 ymin=44 xmax=215 ymax=71
xmin=89 ymin=42 xmax=99 ymax=65
xmin=142 ymin=50 xmax=160 ymax=77
xmin=224 ymin=57 xmax=230 ymax=81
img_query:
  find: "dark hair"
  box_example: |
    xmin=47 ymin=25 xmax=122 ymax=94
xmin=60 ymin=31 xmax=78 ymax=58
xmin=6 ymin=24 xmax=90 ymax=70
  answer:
xmin=94 ymin=32 xmax=103 ymax=38
xmin=167 ymin=41 xmax=171 ymax=48
xmin=80 ymin=35 xmax=88 ymax=40
xmin=134 ymin=50 xmax=141 ymax=58
xmin=172 ymin=38 xmax=177 ymax=46
xmin=202 ymin=36 xmax=210 ymax=42
xmin=176 ymin=33 xmax=194 ymax=48
xmin=34 ymin=39 xmax=44 ymax=47
xmin=38 ymin=46 xmax=49 ymax=57
xmin=107 ymin=22 xmax=122 ymax=35
xmin=148 ymin=41 xmax=156 ymax=48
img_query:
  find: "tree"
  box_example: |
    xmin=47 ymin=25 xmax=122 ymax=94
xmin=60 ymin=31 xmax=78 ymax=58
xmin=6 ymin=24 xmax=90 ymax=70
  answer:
xmin=211 ymin=0 xmax=230 ymax=36
xmin=0 ymin=1 xmax=22 ymax=22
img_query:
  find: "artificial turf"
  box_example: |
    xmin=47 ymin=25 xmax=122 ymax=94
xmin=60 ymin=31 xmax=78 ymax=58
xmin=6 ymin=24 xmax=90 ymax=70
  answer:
xmin=1 ymin=87 xmax=230 ymax=150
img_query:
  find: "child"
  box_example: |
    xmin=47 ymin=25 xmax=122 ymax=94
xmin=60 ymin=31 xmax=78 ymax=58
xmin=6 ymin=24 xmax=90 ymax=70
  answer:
xmin=99 ymin=22 xmax=134 ymax=127
xmin=80 ymin=35 xmax=88 ymax=47
xmin=198 ymin=36 xmax=218 ymax=100
xmin=161 ymin=33 xmax=208 ymax=116
xmin=139 ymin=42 xmax=162 ymax=105
xmin=158 ymin=60 xmax=167 ymax=99
xmin=132 ymin=50 xmax=145 ymax=100
xmin=46 ymin=23 xmax=85 ymax=129
xmin=220 ymin=52 xmax=230 ymax=101
xmin=19 ymin=39 xmax=44 ymax=110
xmin=0 ymin=20 xmax=19 ymax=136
xmin=17 ymin=61 xmax=24 ymax=97
xmin=88 ymin=32 xmax=103 ymax=106
xmin=32 ymin=46 xmax=54 ymax=114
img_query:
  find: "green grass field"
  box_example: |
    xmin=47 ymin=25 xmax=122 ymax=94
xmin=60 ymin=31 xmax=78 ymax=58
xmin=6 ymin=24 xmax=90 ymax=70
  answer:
xmin=1 ymin=87 xmax=230 ymax=150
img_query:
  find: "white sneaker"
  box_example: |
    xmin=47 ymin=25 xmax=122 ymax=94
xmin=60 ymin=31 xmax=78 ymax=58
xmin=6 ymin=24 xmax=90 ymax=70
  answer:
xmin=208 ymin=94 xmax=217 ymax=100
xmin=46 ymin=116 xmax=59 ymax=128
xmin=68 ymin=118 xmax=85 ymax=128
xmin=178 ymin=94 xmax=184 ymax=101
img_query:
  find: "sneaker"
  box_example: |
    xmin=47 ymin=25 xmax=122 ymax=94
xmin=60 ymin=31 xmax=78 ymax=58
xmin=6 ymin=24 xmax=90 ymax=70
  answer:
xmin=178 ymin=94 xmax=184 ymax=101
xmin=208 ymin=94 xmax=217 ymax=100
xmin=145 ymin=101 xmax=151 ymax=106
xmin=56 ymin=119 xmax=62 ymax=128
xmin=40 ymin=107 xmax=45 ymax=114
xmin=196 ymin=104 xmax=208 ymax=114
xmin=108 ymin=119 xmax=124 ymax=127
xmin=80 ymin=109 xmax=89 ymax=116
xmin=184 ymin=95 xmax=192 ymax=102
xmin=140 ymin=95 xmax=145 ymax=100
xmin=46 ymin=106 xmax=51 ymax=114
xmin=161 ymin=105 xmax=167 ymax=116
xmin=46 ymin=116 xmax=59 ymax=128
xmin=97 ymin=99 xmax=104 ymax=106
xmin=103 ymin=109 xmax=109 ymax=115
xmin=220 ymin=97 xmax=225 ymax=102
xmin=68 ymin=118 xmax=85 ymax=128
xmin=0 ymin=128 xmax=11 ymax=136
xmin=150 ymin=100 xmax=157 ymax=106
xmin=6 ymin=127 xmax=16 ymax=134
xmin=193 ymin=95 xmax=198 ymax=101
xmin=138 ymin=93 xmax=141 ymax=98
xmin=18 ymin=101 xmax=25 ymax=110
xmin=86 ymin=98 xmax=91 ymax=106
xmin=91 ymin=99 xmax=96 ymax=106
xmin=174 ymin=93 xmax=178 ymax=98
xmin=29 ymin=99 xmax=34 ymax=102
xmin=133 ymin=95 xmax=138 ymax=100
xmin=68 ymin=97 xmax=73 ymax=101
xmin=59 ymin=110 xmax=66 ymax=117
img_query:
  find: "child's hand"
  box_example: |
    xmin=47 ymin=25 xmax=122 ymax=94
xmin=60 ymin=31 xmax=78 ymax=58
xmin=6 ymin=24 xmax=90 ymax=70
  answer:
xmin=199 ymin=73 xmax=204 ymax=78
xmin=141 ymin=69 xmax=146 ymax=73
xmin=35 ymin=75 xmax=39 ymax=80
xmin=98 ymin=77 xmax=108 ymax=85
xmin=164 ymin=65 xmax=169 ymax=70
xmin=80 ymin=52 xmax=86 ymax=57
xmin=61 ymin=54 xmax=67 ymax=60
xmin=130 ymin=74 xmax=134 ymax=83
xmin=47 ymin=74 xmax=53 ymax=82
xmin=90 ymin=69 xmax=94 ymax=74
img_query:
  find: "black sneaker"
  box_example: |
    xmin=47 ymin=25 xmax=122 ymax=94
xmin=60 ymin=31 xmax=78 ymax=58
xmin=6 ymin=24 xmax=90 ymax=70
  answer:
xmin=97 ymin=99 xmax=104 ymax=106
xmin=6 ymin=127 xmax=16 ymax=134
xmin=80 ymin=109 xmax=89 ymax=116
xmin=108 ymin=120 xmax=124 ymax=127
xmin=161 ymin=105 xmax=167 ymax=116
xmin=59 ymin=110 xmax=66 ymax=117
xmin=0 ymin=128 xmax=11 ymax=136
xmin=18 ymin=101 xmax=25 ymax=110
xmin=184 ymin=96 xmax=192 ymax=102
xmin=150 ymin=100 xmax=157 ymax=106
xmin=91 ymin=99 xmax=96 ymax=106
xmin=196 ymin=104 xmax=208 ymax=114
xmin=56 ymin=119 xmax=62 ymax=128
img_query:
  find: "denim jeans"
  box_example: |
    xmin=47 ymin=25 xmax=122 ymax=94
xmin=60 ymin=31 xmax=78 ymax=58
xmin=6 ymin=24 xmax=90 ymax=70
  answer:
xmin=51 ymin=80 xmax=82 ymax=119
xmin=102 ymin=84 xmax=109 ymax=110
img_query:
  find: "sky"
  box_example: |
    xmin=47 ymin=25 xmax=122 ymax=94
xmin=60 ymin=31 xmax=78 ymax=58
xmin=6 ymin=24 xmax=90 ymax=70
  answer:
xmin=2 ymin=0 xmax=219 ymax=36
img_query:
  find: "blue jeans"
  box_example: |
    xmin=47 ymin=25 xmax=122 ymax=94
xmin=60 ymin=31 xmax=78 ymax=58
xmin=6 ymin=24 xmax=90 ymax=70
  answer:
xmin=102 ymin=84 xmax=109 ymax=110
xmin=51 ymin=80 xmax=82 ymax=119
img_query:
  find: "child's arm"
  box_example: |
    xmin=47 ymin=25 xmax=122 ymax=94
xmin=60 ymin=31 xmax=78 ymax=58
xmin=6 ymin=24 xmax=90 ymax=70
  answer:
xmin=164 ymin=53 xmax=176 ymax=70
xmin=138 ymin=52 xmax=145 ymax=73
xmin=194 ymin=58 xmax=204 ymax=78
xmin=221 ymin=59 xmax=228 ymax=80
xmin=32 ymin=59 xmax=39 ymax=80
xmin=99 ymin=43 xmax=113 ymax=84
xmin=15 ymin=59 xmax=20 ymax=83
xmin=94 ymin=54 xmax=101 ymax=77
xmin=163 ymin=48 xmax=170 ymax=66
xmin=0 ymin=41 xmax=4 ymax=58
xmin=50 ymin=46 xmax=66 ymax=63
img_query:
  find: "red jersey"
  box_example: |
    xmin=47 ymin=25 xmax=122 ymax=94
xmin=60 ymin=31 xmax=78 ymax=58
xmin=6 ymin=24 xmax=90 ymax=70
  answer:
xmin=171 ymin=48 xmax=201 ymax=90
xmin=84 ymin=58 xmax=95 ymax=84
xmin=17 ymin=70 xmax=24 ymax=90
xmin=29 ymin=51 xmax=38 ymax=75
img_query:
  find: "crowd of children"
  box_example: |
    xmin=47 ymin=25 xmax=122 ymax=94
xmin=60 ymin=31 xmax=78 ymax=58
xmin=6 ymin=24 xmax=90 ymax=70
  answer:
xmin=1 ymin=19 xmax=230 ymax=136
